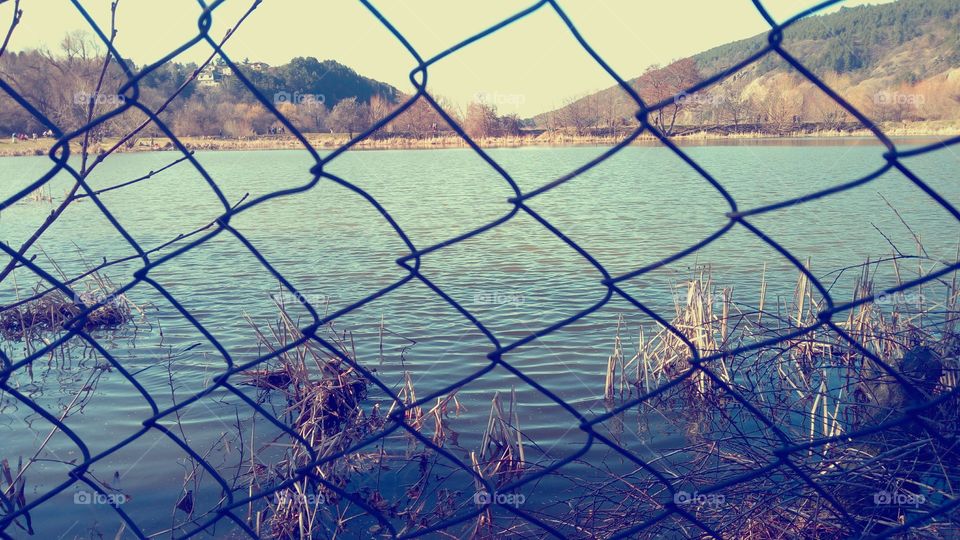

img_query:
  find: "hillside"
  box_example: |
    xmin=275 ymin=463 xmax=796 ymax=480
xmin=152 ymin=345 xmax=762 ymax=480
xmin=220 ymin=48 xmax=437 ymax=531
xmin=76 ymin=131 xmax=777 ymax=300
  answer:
xmin=0 ymin=48 xmax=402 ymax=137
xmin=696 ymin=0 xmax=960 ymax=79
xmin=221 ymin=57 xmax=400 ymax=108
xmin=532 ymin=0 xmax=960 ymax=134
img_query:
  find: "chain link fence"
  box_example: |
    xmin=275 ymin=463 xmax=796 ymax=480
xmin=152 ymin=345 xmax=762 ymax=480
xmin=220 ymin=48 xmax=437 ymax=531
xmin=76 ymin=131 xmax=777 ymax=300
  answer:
xmin=2 ymin=0 xmax=960 ymax=538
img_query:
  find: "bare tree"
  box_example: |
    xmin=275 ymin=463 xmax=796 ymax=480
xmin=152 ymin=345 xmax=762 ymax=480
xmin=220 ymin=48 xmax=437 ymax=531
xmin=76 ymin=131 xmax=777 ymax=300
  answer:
xmin=393 ymin=98 xmax=444 ymax=139
xmin=757 ymin=74 xmax=805 ymax=133
xmin=636 ymin=58 xmax=702 ymax=136
xmin=498 ymin=113 xmax=521 ymax=136
xmin=463 ymin=101 xmax=499 ymax=139
xmin=368 ymin=93 xmax=392 ymax=128
xmin=716 ymin=74 xmax=753 ymax=131
xmin=559 ymin=95 xmax=597 ymax=136
xmin=327 ymin=97 xmax=371 ymax=138
xmin=804 ymin=83 xmax=849 ymax=130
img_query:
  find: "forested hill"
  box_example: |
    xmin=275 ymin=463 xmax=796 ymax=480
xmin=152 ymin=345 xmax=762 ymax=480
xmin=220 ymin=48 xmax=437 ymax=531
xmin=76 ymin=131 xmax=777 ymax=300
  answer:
xmin=533 ymin=0 xmax=960 ymax=131
xmin=220 ymin=57 xmax=400 ymax=107
xmin=0 ymin=49 xmax=401 ymax=136
xmin=695 ymin=0 xmax=960 ymax=80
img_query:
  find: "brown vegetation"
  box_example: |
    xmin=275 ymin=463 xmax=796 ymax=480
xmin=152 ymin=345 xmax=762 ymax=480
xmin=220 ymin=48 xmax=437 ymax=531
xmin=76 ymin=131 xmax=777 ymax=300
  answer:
xmin=0 ymin=270 xmax=142 ymax=340
xmin=592 ymin=254 xmax=960 ymax=538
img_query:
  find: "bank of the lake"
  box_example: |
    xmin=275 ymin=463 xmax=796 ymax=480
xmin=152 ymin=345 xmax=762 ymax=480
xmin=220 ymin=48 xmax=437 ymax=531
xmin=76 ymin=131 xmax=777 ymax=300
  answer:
xmin=2 ymin=120 xmax=958 ymax=157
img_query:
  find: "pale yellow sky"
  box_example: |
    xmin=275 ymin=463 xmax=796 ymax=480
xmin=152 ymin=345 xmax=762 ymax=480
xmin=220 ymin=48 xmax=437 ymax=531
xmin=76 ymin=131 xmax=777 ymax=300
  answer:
xmin=3 ymin=0 xmax=895 ymax=116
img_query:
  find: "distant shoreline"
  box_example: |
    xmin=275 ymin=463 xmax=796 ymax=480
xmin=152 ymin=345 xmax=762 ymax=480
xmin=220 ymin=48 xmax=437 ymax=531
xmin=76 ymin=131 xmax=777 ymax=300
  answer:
xmin=2 ymin=122 xmax=957 ymax=157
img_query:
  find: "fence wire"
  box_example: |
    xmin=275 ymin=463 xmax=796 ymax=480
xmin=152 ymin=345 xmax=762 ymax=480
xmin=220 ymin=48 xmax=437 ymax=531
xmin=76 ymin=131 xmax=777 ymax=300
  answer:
xmin=1 ymin=0 xmax=960 ymax=538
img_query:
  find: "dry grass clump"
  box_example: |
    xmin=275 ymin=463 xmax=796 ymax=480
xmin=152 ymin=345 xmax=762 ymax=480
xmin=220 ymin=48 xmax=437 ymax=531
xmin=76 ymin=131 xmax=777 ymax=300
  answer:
xmin=228 ymin=245 xmax=958 ymax=539
xmin=478 ymin=389 xmax=525 ymax=485
xmin=0 ymin=276 xmax=139 ymax=340
xmin=26 ymin=185 xmax=53 ymax=203
xmin=596 ymin=255 xmax=960 ymax=539
xmin=468 ymin=389 xmax=526 ymax=537
xmin=241 ymin=296 xmax=530 ymax=539
xmin=240 ymin=301 xmax=383 ymax=539
xmin=0 ymin=459 xmax=31 ymax=536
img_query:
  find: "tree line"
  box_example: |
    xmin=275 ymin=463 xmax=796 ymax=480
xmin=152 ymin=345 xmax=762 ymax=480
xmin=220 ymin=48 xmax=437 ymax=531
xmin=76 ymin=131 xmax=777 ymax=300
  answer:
xmin=0 ymin=34 xmax=524 ymax=142
xmin=4 ymin=16 xmax=959 ymax=146
xmin=536 ymin=56 xmax=960 ymax=137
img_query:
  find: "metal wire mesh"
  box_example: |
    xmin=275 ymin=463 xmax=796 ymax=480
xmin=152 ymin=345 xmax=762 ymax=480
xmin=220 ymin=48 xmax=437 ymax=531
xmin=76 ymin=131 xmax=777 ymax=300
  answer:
xmin=2 ymin=0 xmax=960 ymax=538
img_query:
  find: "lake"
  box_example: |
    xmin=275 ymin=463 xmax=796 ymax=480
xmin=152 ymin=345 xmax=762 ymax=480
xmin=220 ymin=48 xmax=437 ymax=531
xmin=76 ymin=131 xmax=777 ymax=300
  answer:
xmin=1 ymin=140 xmax=958 ymax=538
